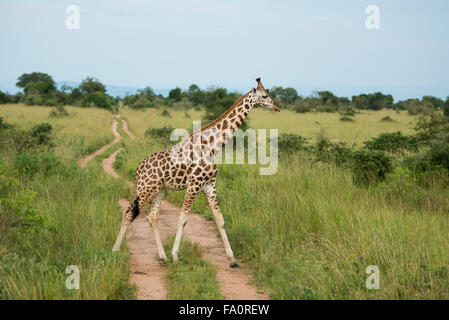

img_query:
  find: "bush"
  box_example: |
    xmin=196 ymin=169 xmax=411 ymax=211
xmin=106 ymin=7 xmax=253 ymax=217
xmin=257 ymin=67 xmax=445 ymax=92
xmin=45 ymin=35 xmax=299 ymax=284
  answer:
xmin=340 ymin=109 xmax=356 ymax=117
xmin=49 ymin=106 xmax=69 ymax=118
xmin=0 ymin=120 xmax=54 ymax=153
xmin=145 ymin=126 xmax=174 ymax=138
xmin=351 ymin=150 xmax=392 ymax=186
xmin=0 ymin=90 xmax=10 ymax=104
xmin=0 ymin=172 xmax=46 ymax=247
xmin=294 ymin=105 xmax=310 ymax=113
xmin=340 ymin=116 xmax=354 ymax=122
xmin=161 ymin=110 xmax=171 ymax=117
xmin=81 ymin=92 xmax=112 ymax=110
xmin=0 ymin=117 xmax=12 ymax=130
xmin=314 ymin=138 xmax=353 ymax=165
xmin=31 ymin=123 xmax=53 ymax=147
xmin=14 ymin=150 xmax=62 ymax=178
xmin=380 ymin=116 xmax=394 ymax=122
xmin=363 ymin=131 xmax=419 ymax=155
xmin=428 ymin=141 xmax=449 ymax=171
xmin=278 ymin=133 xmax=309 ymax=154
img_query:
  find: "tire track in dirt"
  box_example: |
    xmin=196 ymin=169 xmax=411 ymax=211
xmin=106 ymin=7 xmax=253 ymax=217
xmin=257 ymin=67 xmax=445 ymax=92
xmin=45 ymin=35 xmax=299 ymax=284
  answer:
xmin=78 ymin=119 xmax=121 ymax=167
xmin=89 ymin=115 xmax=268 ymax=300
xmin=115 ymin=114 xmax=135 ymax=140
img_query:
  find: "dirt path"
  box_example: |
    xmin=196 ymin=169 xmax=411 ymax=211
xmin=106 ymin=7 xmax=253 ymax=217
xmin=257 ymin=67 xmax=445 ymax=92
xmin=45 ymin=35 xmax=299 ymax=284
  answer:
xmin=93 ymin=116 xmax=268 ymax=300
xmin=78 ymin=119 xmax=121 ymax=167
xmin=115 ymin=115 xmax=135 ymax=140
xmin=163 ymin=201 xmax=268 ymax=300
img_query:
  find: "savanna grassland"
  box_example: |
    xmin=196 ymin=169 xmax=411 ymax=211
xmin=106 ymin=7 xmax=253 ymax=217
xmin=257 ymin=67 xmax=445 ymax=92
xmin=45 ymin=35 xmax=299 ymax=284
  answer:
xmin=2 ymin=103 xmax=449 ymax=300
xmin=116 ymin=106 xmax=449 ymax=299
xmin=0 ymin=104 xmax=134 ymax=299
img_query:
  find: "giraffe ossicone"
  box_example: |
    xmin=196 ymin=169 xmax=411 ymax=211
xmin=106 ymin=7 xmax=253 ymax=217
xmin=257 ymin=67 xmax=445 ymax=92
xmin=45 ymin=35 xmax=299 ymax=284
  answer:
xmin=112 ymin=78 xmax=281 ymax=267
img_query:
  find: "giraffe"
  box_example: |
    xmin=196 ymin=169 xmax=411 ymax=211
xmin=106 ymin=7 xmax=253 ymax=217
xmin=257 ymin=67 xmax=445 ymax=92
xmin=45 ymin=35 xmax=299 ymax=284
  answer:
xmin=112 ymin=78 xmax=280 ymax=267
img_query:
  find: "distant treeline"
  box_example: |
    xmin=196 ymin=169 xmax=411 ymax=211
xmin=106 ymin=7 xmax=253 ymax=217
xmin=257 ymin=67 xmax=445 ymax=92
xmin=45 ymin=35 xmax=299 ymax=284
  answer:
xmin=1 ymin=72 xmax=448 ymax=116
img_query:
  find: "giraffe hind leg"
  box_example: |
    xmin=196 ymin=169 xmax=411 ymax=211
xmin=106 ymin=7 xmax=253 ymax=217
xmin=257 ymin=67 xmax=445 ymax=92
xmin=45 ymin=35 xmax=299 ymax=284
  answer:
xmin=112 ymin=198 xmax=139 ymax=251
xmin=146 ymin=189 xmax=167 ymax=261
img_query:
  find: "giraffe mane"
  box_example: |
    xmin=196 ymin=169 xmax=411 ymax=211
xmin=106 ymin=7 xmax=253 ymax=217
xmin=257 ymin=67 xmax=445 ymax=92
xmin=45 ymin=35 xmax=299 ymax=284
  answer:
xmin=189 ymin=90 xmax=251 ymax=137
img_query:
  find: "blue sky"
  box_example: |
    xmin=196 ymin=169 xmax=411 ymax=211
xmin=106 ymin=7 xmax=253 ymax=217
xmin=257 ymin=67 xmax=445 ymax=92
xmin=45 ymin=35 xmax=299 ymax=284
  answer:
xmin=0 ymin=0 xmax=448 ymax=100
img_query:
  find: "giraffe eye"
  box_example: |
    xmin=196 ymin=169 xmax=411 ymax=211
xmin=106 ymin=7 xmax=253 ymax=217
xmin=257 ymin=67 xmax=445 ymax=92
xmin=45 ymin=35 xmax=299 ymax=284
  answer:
xmin=262 ymin=95 xmax=268 ymax=99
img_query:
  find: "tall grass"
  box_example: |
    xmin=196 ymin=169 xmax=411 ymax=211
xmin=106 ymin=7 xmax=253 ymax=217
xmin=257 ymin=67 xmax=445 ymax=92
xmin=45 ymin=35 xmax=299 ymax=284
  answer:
xmin=119 ymin=107 xmax=449 ymax=299
xmin=0 ymin=104 xmax=114 ymax=158
xmin=0 ymin=105 xmax=135 ymax=299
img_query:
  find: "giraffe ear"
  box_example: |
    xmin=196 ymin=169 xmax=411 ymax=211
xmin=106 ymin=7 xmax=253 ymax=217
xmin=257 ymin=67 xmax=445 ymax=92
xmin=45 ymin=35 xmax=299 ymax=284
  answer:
xmin=266 ymin=89 xmax=270 ymax=93
xmin=252 ymin=88 xmax=256 ymax=93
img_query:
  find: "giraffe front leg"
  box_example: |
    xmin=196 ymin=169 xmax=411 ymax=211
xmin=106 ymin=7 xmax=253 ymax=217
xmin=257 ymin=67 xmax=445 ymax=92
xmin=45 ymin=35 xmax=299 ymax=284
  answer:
xmin=171 ymin=185 xmax=199 ymax=263
xmin=146 ymin=189 xmax=167 ymax=262
xmin=202 ymin=183 xmax=238 ymax=268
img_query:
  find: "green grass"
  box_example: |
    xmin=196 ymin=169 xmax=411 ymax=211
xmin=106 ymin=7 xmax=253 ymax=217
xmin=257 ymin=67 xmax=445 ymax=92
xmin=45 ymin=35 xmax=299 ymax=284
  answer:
xmin=0 ymin=104 xmax=114 ymax=158
xmin=119 ymin=106 xmax=449 ymax=299
xmin=0 ymin=105 xmax=135 ymax=299
xmin=2 ymin=104 xmax=448 ymax=300
xmin=163 ymin=236 xmax=222 ymax=300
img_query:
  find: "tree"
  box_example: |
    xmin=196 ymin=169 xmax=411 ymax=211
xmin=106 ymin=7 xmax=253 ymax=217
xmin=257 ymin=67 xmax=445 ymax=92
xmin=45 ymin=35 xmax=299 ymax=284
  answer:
xmin=318 ymin=91 xmax=338 ymax=105
xmin=422 ymin=96 xmax=444 ymax=109
xmin=269 ymin=86 xmax=297 ymax=104
xmin=79 ymin=77 xmax=106 ymax=95
xmin=0 ymin=90 xmax=10 ymax=104
xmin=138 ymin=87 xmax=156 ymax=101
xmin=270 ymin=86 xmax=284 ymax=99
xmin=283 ymin=88 xmax=298 ymax=104
xmin=444 ymin=97 xmax=449 ymax=117
xmin=352 ymin=92 xmax=393 ymax=110
xmin=81 ymin=91 xmax=112 ymax=110
xmin=168 ymin=87 xmax=182 ymax=101
xmin=187 ymin=84 xmax=204 ymax=105
xmin=16 ymin=72 xmax=56 ymax=91
xmin=202 ymin=88 xmax=246 ymax=129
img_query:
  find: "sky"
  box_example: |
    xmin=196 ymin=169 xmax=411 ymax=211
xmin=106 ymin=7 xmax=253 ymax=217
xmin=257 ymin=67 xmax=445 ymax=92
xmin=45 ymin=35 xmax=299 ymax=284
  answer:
xmin=0 ymin=0 xmax=448 ymax=100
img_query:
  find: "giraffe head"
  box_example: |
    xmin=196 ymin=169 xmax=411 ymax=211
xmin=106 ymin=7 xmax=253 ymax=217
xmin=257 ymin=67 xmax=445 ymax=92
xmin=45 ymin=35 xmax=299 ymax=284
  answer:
xmin=251 ymin=78 xmax=281 ymax=112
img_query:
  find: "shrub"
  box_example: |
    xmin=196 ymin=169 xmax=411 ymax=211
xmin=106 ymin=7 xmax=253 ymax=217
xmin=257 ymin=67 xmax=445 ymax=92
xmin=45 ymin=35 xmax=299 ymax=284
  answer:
xmin=351 ymin=150 xmax=392 ymax=186
xmin=340 ymin=109 xmax=356 ymax=117
xmin=340 ymin=116 xmax=354 ymax=122
xmin=363 ymin=131 xmax=419 ymax=155
xmin=129 ymin=94 xmax=154 ymax=110
xmin=0 ymin=172 xmax=46 ymax=247
xmin=49 ymin=106 xmax=69 ymax=118
xmin=161 ymin=110 xmax=171 ymax=117
xmin=0 ymin=117 xmax=12 ymax=130
xmin=314 ymin=138 xmax=353 ymax=165
xmin=81 ymin=92 xmax=112 ymax=110
xmin=0 ymin=90 xmax=10 ymax=104
xmin=145 ymin=126 xmax=174 ymax=139
xmin=14 ymin=150 xmax=62 ymax=178
xmin=428 ymin=141 xmax=449 ymax=171
xmin=278 ymin=133 xmax=309 ymax=154
xmin=380 ymin=116 xmax=394 ymax=122
xmin=31 ymin=123 xmax=54 ymax=147
xmin=0 ymin=121 xmax=54 ymax=153
xmin=294 ymin=105 xmax=310 ymax=113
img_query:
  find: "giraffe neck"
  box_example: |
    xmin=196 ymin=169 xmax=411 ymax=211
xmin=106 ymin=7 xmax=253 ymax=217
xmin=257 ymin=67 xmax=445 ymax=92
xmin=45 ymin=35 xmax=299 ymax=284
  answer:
xmin=193 ymin=90 xmax=256 ymax=157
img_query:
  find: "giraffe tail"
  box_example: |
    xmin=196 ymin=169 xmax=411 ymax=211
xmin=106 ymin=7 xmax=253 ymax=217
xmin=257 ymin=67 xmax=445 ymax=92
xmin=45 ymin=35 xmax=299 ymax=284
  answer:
xmin=131 ymin=196 xmax=140 ymax=220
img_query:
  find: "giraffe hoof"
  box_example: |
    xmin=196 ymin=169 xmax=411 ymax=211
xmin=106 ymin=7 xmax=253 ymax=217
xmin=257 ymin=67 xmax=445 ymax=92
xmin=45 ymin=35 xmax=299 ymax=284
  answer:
xmin=230 ymin=262 xmax=239 ymax=268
